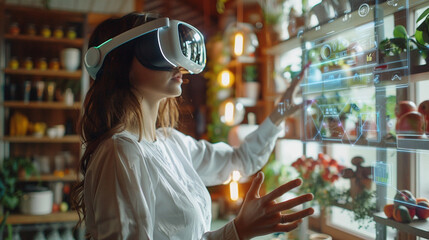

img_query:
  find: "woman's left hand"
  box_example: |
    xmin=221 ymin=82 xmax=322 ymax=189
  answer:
xmin=233 ymin=172 xmax=314 ymax=240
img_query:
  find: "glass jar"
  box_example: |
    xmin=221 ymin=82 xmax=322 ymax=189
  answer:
xmin=26 ymin=23 xmax=36 ymax=36
xmin=9 ymin=57 xmax=19 ymax=70
xmin=66 ymin=26 xmax=77 ymax=39
xmin=41 ymin=25 xmax=51 ymax=38
xmin=36 ymin=58 xmax=48 ymax=70
xmin=49 ymin=58 xmax=60 ymax=70
xmin=9 ymin=22 xmax=20 ymax=35
xmin=24 ymin=57 xmax=33 ymax=70
xmin=53 ymin=26 xmax=64 ymax=38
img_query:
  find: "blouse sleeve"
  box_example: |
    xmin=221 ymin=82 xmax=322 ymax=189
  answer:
xmin=85 ymin=135 xmax=157 ymax=240
xmin=170 ymin=117 xmax=283 ymax=186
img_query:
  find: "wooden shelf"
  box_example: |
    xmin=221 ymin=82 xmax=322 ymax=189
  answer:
xmin=5 ymin=211 xmax=79 ymax=225
xmin=3 ymin=68 xmax=82 ymax=79
xmin=5 ymin=4 xmax=86 ymax=22
xmin=397 ymin=138 xmax=429 ymax=151
xmin=3 ymin=101 xmax=81 ymax=109
xmin=19 ymin=173 xmax=77 ymax=182
xmin=5 ymin=34 xmax=84 ymax=46
xmin=373 ymin=212 xmax=429 ymax=239
xmin=409 ymin=71 xmax=429 ymax=83
xmin=2 ymin=135 xmax=80 ymax=143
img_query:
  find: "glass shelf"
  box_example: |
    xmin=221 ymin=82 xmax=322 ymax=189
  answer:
xmin=373 ymin=212 xmax=429 ymax=239
xmin=397 ymin=138 xmax=429 ymax=151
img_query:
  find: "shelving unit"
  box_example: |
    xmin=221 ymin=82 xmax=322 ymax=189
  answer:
xmin=264 ymin=0 xmax=429 ymax=240
xmin=0 ymin=3 xmax=88 ymax=235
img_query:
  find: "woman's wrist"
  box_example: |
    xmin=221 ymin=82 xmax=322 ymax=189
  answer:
xmin=269 ymin=110 xmax=285 ymax=126
xmin=233 ymin=218 xmax=245 ymax=240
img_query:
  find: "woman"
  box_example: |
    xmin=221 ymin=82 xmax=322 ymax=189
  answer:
xmin=71 ymin=12 xmax=314 ymax=240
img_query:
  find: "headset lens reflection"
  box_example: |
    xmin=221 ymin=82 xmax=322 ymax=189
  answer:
xmin=178 ymin=24 xmax=205 ymax=66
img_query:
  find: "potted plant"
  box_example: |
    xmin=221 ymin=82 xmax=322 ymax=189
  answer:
xmin=291 ymin=153 xmax=345 ymax=209
xmin=0 ymin=157 xmax=35 ymax=238
xmin=242 ymin=65 xmax=259 ymax=104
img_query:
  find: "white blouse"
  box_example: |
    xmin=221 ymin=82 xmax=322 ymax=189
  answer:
xmin=84 ymin=118 xmax=282 ymax=239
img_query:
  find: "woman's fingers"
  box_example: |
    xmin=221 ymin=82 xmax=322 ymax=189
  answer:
xmin=262 ymin=178 xmax=302 ymax=203
xmin=246 ymin=172 xmax=264 ymax=200
xmin=273 ymin=220 xmax=302 ymax=232
xmin=268 ymin=193 xmax=314 ymax=214
xmin=281 ymin=208 xmax=314 ymax=224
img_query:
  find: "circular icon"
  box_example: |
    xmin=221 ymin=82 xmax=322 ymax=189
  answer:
xmin=321 ymin=44 xmax=332 ymax=60
xmin=358 ymin=3 xmax=370 ymax=17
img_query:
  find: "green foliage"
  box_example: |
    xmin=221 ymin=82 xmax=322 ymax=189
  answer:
xmin=205 ymin=35 xmax=231 ymax=143
xmin=0 ymin=157 xmax=35 ymax=236
xmin=335 ymin=189 xmax=377 ymax=229
xmin=415 ymin=8 xmax=429 ymax=59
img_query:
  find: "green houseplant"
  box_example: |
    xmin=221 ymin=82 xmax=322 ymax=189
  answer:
xmin=0 ymin=157 xmax=35 ymax=238
xmin=415 ymin=7 xmax=429 ymax=61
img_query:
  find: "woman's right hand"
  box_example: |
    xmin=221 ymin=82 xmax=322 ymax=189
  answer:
xmin=233 ymin=172 xmax=314 ymax=240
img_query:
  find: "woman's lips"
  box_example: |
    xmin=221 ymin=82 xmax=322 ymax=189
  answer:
xmin=171 ymin=76 xmax=183 ymax=83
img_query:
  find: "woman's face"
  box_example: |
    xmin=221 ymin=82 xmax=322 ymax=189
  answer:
xmin=129 ymin=57 xmax=183 ymax=100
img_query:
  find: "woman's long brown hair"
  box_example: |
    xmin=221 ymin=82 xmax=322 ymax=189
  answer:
xmin=71 ymin=13 xmax=179 ymax=230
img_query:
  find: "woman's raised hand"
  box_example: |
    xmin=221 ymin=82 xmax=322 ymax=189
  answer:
xmin=269 ymin=61 xmax=311 ymax=125
xmin=233 ymin=172 xmax=314 ymax=240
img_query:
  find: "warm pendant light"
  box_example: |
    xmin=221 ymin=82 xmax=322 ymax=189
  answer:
xmin=219 ymin=98 xmax=245 ymax=126
xmin=217 ymin=69 xmax=235 ymax=88
xmin=233 ymin=32 xmax=244 ymax=56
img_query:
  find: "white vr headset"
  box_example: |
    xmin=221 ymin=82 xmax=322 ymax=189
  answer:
xmin=84 ymin=17 xmax=206 ymax=80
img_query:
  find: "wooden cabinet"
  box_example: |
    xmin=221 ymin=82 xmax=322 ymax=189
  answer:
xmin=0 ymin=3 xmax=88 ymax=228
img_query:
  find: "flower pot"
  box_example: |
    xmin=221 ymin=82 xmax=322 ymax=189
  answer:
xmin=242 ymin=82 xmax=260 ymax=101
xmin=400 ymin=50 xmax=425 ymax=67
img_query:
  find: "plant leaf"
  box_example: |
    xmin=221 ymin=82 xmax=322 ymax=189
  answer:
xmin=393 ymin=25 xmax=408 ymax=39
xmin=416 ymin=30 xmax=425 ymax=45
xmin=416 ymin=8 xmax=429 ymax=23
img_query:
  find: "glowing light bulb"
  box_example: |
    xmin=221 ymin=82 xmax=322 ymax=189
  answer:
xmin=217 ymin=69 xmax=235 ymax=88
xmin=233 ymin=32 xmax=244 ymax=56
xmin=225 ymin=101 xmax=235 ymax=125
xmin=230 ymin=181 xmax=239 ymax=201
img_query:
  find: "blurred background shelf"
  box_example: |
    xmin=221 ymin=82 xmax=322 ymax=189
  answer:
xmin=4 ymin=68 xmax=82 ymax=79
xmin=2 ymin=135 xmax=80 ymax=143
xmin=5 ymin=34 xmax=84 ymax=46
xmin=3 ymin=101 xmax=81 ymax=109
xmin=5 ymin=211 xmax=79 ymax=225
xmin=19 ymin=173 xmax=77 ymax=182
